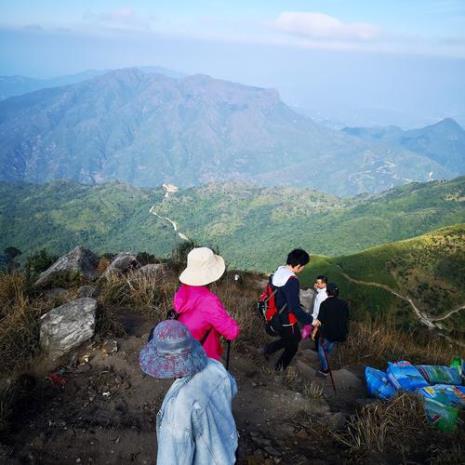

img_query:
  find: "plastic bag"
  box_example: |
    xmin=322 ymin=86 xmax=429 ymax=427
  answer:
xmin=422 ymin=397 xmax=459 ymax=432
xmin=387 ymin=361 xmax=429 ymax=391
xmin=450 ymin=357 xmax=464 ymax=383
xmin=301 ymin=324 xmax=312 ymax=340
xmin=365 ymin=367 xmax=397 ymax=400
xmin=416 ymin=365 xmax=462 ymax=385
xmin=417 ymin=384 xmax=465 ymax=408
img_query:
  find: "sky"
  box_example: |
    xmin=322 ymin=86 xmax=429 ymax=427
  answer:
xmin=1 ymin=0 xmax=465 ymax=127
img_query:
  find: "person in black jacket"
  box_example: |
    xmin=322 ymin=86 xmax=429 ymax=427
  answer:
xmin=313 ymin=282 xmax=349 ymax=376
xmin=263 ymin=249 xmax=313 ymax=370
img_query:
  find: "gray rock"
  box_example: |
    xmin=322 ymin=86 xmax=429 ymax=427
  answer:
xmin=132 ymin=263 xmax=166 ymax=279
xmin=332 ymin=368 xmax=364 ymax=391
xmin=264 ymin=446 xmax=281 ymax=457
xmin=40 ymin=298 xmax=97 ymax=358
xmin=44 ymin=287 xmax=69 ymax=300
xmin=103 ymin=252 xmax=140 ymax=277
xmin=321 ymin=412 xmax=347 ymax=430
xmin=355 ymin=398 xmax=381 ymax=408
xmin=78 ymin=285 xmax=99 ymax=298
xmin=299 ymin=288 xmax=315 ymax=313
xmin=35 ymin=246 xmax=98 ymax=287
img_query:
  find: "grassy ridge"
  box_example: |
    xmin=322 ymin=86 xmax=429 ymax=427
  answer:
xmin=301 ymin=224 xmax=465 ymax=334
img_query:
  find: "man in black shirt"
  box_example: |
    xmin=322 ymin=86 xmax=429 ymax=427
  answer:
xmin=313 ymin=282 xmax=349 ymax=376
xmin=263 ymin=249 xmax=313 ymax=371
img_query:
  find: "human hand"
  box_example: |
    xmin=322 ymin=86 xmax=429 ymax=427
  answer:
xmin=311 ymin=326 xmax=319 ymax=341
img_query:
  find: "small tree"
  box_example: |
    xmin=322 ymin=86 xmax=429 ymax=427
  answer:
xmin=3 ymin=247 xmax=22 ymax=273
xmin=25 ymin=249 xmax=58 ymax=277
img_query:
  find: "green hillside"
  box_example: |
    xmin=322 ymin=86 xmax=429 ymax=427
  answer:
xmin=343 ymin=118 xmax=465 ymax=174
xmin=0 ymin=68 xmax=451 ymax=196
xmin=1 ymin=177 xmax=465 ymax=271
xmin=301 ymin=224 xmax=465 ymax=337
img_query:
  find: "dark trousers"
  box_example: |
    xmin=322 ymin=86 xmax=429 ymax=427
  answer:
xmin=265 ymin=325 xmax=301 ymax=370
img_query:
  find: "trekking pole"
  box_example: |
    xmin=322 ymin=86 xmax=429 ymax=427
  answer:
xmin=321 ymin=336 xmax=337 ymax=393
xmin=226 ymin=341 xmax=231 ymax=371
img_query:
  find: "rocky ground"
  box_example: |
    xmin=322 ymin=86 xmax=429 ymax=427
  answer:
xmin=0 ymin=307 xmax=368 ymax=465
xmin=2 ymin=247 xmax=463 ymax=465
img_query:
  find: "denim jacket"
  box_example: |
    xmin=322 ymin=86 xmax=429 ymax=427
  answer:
xmin=156 ymin=359 xmax=238 ymax=465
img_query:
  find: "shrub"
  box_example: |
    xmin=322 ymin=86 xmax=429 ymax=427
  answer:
xmin=24 ymin=249 xmax=58 ymax=277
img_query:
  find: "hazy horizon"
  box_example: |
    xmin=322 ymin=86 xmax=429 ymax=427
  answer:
xmin=1 ymin=0 xmax=465 ymax=127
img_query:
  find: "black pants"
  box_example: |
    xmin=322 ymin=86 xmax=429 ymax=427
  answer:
xmin=265 ymin=325 xmax=301 ymax=370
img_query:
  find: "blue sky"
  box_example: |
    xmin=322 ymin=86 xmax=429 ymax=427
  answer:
xmin=1 ymin=1 xmax=465 ymax=126
xmin=2 ymin=0 xmax=465 ymax=54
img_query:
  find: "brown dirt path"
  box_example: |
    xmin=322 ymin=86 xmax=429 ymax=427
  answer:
xmin=1 ymin=314 xmax=367 ymax=465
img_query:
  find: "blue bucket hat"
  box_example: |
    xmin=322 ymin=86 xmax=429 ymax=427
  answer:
xmin=139 ymin=320 xmax=207 ymax=379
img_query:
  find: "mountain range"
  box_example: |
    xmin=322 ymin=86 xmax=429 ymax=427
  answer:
xmin=1 ymin=176 xmax=464 ymax=270
xmin=343 ymin=118 xmax=465 ymax=173
xmin=0 ymin=68 xmax=461 ymax=196
xmin=0 ymin=66 xmax=184 ymax=101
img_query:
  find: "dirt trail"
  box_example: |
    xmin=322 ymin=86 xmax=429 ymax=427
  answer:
xmin=1 ymin=313 xmax=366 ymax=465
xmin=336 ymin=265 xmax=465 ymax=347
xmin=148 ymin=206 xmax=190 ymax=242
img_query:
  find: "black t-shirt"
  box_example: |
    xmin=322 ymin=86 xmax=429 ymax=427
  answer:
xmin=318 ymin=297 xmax=349 ymax=342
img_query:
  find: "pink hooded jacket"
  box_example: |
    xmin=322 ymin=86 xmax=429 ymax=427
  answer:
xmin=173 ymin=284 xmax=240 ymax=360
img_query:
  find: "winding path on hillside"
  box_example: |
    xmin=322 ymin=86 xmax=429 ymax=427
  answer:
xmin=336 ymin=265 xmax=465 ymax=347
xmin=148 ymin=185 xmax=190 ymax=242
xmin=149 ymin=206 xmax=190 ymax=241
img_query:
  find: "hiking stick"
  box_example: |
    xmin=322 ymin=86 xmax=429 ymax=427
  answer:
xmin=226 ymin=341 xmax=231 ymax=371
xmin=321 ymin=337 xmax=337 ymax=393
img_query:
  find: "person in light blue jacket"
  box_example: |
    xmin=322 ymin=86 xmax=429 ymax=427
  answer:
xmin=139 ymin=319 xmax=238 ymax=465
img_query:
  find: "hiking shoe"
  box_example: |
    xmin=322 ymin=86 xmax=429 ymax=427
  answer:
xmin=317 ymin=369 xmax=330 ymax=377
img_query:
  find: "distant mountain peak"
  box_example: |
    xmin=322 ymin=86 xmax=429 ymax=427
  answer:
xmin=431 ymin=117 xmax=463 ymax=131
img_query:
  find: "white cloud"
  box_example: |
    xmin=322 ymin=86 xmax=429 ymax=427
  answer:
xmin=275 ymin=12 xmax=380 ymax=41
xmin=82 ymin=7 xmax=153 ymax=32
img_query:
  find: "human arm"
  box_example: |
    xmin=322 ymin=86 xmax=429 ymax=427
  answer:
xmin=311 ymin=291 xmax=325 ymax=320
xmin=156 ymin=403 xmax=195 ymax=465
xmin=157 ymin=430 xmax=195 ymax=465
xmin=206 ymin=295 xmax=240 ymax=341
xmin=283 ymin=278 xmax=312 ymax=325
xmin=318 ymin=300 xmax=328 ymax=327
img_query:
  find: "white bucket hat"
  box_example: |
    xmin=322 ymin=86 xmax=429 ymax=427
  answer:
xmin=179 ymin=247 xmax=226 ymax=286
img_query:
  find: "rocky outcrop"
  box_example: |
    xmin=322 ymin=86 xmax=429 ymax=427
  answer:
xmin=78 ymin=285 xmax=99 ymax=298
xmin=300 ymin=288 xmax=316 ymax=313
xmin=131 ymin=263 xmax=165 ymax=279
xmin=103 ymin=253 xmax=141 ymax=277
xmin=35 ymin=246 xmax=98 ymax=288
xmin=40 ymin=298 xmax=97 ymax=358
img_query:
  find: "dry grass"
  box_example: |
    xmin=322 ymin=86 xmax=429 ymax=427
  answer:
xmin=337 ymin=316 xmax=464 ymax=369
xmin=334 ymin=393 xmax=465 ymax=464
xmin=211 ymin=271 xmax=268 ymax=349
xmin=0 ymin=274 xmax=46 ymax=374
xmin=303 ymin=381 xmax=324 ymax=400
xmin=98 ymin=268 xmax=178 ymax=318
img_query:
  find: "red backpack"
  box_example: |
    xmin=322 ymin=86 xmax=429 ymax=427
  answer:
xmin=257 ymin=276 xmax=296 ymax=336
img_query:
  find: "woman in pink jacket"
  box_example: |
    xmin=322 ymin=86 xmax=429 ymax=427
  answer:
xmin=173 ymin=247 xmax=240 ymax=360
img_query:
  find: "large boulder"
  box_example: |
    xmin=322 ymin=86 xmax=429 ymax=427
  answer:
xmin=78 ymin=285 xmax=99 ymax=298
xmin=300 ymin=288 xmax=316 ymax=313
xmin=103 ymin=252 xmax=141 ymax=277
xmin=131 ymin=263 xmax=166 ymax=279
xmin=35 ymin=246 xmax=98 ymax=288
xmin=40 ymin=298 xmax=97 ymax=358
